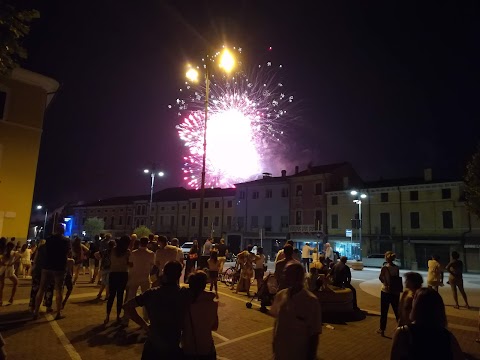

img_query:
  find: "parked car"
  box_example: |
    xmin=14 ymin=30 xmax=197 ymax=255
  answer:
xmin=362 ymin=254 xmax=401 ymax=268
xmin=180 ymin=242 xmax=194 ymax=258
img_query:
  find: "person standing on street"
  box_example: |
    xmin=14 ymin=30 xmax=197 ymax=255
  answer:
xmin=207 ymin=250 xmax=219 ymax=299
xmin=0 ymin=242 xmax=21 ymax=305
xmin=154 ymin=236 xmax=178 ymax=281
xmin=324 ymin=243 xmax=334 ymax=265
xmin=377 ymin=251 xmax=402 ymax=336
xmin=427 ymin=254 xmax=444 ymax=292
xmin=34 ymin=224 xmax=71 ymax=320
xmin=398 ymin=272 xmax=423 ymax=326
xmin=72 ymin=237 xmax=89 ymax=285
xmin=274 ymin=245 xmax=299 ymax=291
xmin=126 ymin=237 xmax=154 ymax=322
xmin=271 ymin=262 xmax=322 ymax=360
xmin=29 ymin=239 xmax=53 ymax=313
xmin=62 ymin=251 xmax=75 ymax=309
xmin=123 ymin=261 xmax=190 ymax=359
xmin=330 ymin=256 xmax=359 ymax=311
xmin=88 ymin=235 xmax=100 ymax=284
xmin=301 ymin=242 xmax=314 ymax=272
xmin=216 ymin=238 xmax=228 ymax=275
xmin=95 ymin=240 xmax=115 ymax=301
xmin=445 ymin=251 xmax=470 ymax=309
xmin=170 ymin=238 xmax=185 ymax=269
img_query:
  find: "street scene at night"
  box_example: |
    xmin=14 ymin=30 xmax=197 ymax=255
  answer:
xmin=1 ymin=1 xmax=480 ymax=360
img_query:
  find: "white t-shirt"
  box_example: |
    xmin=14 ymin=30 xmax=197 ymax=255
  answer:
xmin=155 ymin=245 xmax=178 ymax=273
xmin=271 ymin=288 xmax=322 ymax=360
xmin=302 ymin=245 xmax=313 ymax=259
xmin=130 ymin=247 xmax=155 ymax=281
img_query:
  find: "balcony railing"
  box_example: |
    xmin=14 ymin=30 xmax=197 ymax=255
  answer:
xmin=289 ymin=224 xmax=318 ymax=233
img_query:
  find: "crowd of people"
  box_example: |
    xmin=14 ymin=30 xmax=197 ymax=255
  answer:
xmin=0 ymin=230 xmax=478 ymax=359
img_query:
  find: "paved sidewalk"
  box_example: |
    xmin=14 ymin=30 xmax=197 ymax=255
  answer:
xmin=1 ymin=273 xmax=479 ymax=359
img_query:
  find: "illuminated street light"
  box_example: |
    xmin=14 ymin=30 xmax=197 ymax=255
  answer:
xmin=185 ymin=46 xmax=236 ymax=242
xmin=36 ymin=205 xmax=48 ymax=239
xmin=350 ymin=190 xmax=367 ymax=259
xmin=143 ymin=167 xmax=165 ymax=228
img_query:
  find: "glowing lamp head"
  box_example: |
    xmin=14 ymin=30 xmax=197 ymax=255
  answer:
xmin=350 ymin=190 xmax=358 ymax=196
xmin=186 ymin=67 xmax=199 ymax=82
xmin=36 ymin=205 xmax=43 ymax=210
xmin=158 ymin=172 xmax=165 ymax=177
xmin=143 ymin=169 xmax=150 ymax=174
xmin=360 ymin=193 xmax=367 ymax=199
xmin=219 ymin=48 xmax=235 ymax=73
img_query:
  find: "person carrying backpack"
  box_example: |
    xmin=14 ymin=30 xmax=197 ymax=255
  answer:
xmin=377 ymin=251 xmax=402 ymax=337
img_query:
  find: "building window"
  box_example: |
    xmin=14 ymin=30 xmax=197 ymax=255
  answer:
xmin=203 ymin=217 xmax=209 ymax=227
xmin=182 ymin=205 xmax=187 ymax=210
xmin=252 ymin=191 xmax=259 ymax=199
xmin=265 ymin=189 xmax=273 ymax=198
xmin=251 ymin=216 xmax=259 ymax=229
xmin=171 ymin=206 xmax=175 ymax=211
xmin=331 ymin=214 xmax=338 ymax=229
xmin=227 ymin=200 xmax=233 ymax=208
xmin=226 ymin=216 xmax=232 ymax=227
xmin=204 ymin=201 xmax=209 ymax=209
xmin=238 ymin=216 xmax=245 ymax=230
xmin=280 ymin=215 xmax=289 ymax=229
xmin=169 ymin=216 xmax=173 ymax=227
xmin=264 ymin=216 xmax=272 ymax=231
xmin=381 ymin=193 xmax=389 ymax=202
xmin=191 ymin=202 xmax=197 ymax=210
xmin=315 ymin=183 xmax=323 ymax=195
xmin=295 ymin=211 xmax=302 ymax=225
xmin=215 ymin=201 xmax=220 ymax=208
xmin=160 ymin=206 xmax=165 ymax=211
xmin=380 ymin=213 xmax=391 ymax=234
xmin=127 ymin=216 xmax=132 ymax=225
xmin=239 ymin=191 xmax=246 ymax=199
xmin=410 ymin=212 xmax=420 ymax=229
xmin=135 ymin=219 xmax=140 ymax=228
xmin=410 ymin=191 xmax=419 ymax=201
xmin=214 ymin=216 xmax=220 ymax=226
xmin=315 ymin=210 xmax=322 ymax=227
xmin=443 ymin=211 xmax=453 ymax=229
xmin=442 ymin=188 xmax=451 ymax=199
xmin=181 ymin=215 xmax=186 ymax=226
xmin=191 ymin=217 xmax=196 ymax=227
xmin=331 ymin=196 xmax=338 ymax=205
xmin=103 ymin=217 xmax=107 ymax=224
xmin=281 ymin=188 xmax=289 ymax=197
xmin=118 ymin=216 xmax=123 ymax=226
xmin=140 ymin=218 xmax=145 ymax=226
xmin=159 ymin=216 xmax=164 ymax=225
xmin=295 ymin=185 xmax=303 ymax=196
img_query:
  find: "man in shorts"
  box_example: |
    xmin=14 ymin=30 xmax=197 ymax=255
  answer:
xmin=34 ymin=224 xmax=71 ymax=320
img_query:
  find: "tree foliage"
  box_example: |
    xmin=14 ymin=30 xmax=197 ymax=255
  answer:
xmin=0 ymin=1 xmax=39 ymax=75
xmin=133 ymin=225 xmax=152 ymax=238
xmin=465 ymin=145 xmax=480 ymax=219
xmin=83 ymin=217 xmax=105 ymax=238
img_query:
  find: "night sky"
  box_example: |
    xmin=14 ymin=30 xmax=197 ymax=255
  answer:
xmin=23 ymin=1 xmax=480 ymax=209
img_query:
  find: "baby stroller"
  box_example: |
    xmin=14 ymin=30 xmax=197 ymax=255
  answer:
xmin=246 ymin=273 xmax=278 ymax=313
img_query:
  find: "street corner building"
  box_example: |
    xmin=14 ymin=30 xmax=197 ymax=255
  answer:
xmin=0 ymin=68 xmax=59 ymax=243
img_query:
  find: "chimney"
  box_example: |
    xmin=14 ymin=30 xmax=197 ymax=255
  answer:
xmin=281 ymin=170 xmax=287 ymax=177
xmin=424 ymin=168 xmax=432 ymax=182
xmin=295 ymin=166 xmax=299 ymax=175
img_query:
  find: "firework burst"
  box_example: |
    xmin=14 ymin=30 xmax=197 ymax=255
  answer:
xmin=172 ymin=47 xmax=294 ymax=189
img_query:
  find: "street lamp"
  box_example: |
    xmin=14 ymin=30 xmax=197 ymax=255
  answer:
xmin=350 ymin=190 xmax=367 ymax=259
xmin=36 ymin=205 xmax=48 ymax=239
xmin=143 ymin=168 xmax=165 ymax=228
xmin=185 ymin=47 xmax=236 ymax=242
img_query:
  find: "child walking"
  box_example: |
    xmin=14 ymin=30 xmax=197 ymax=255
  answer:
xmin=207 ymin=251 xmax=220 ymax=299
xmin=62 ymin=251 xmax=75 ymax=309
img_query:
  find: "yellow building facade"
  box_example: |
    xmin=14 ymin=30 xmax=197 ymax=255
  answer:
xmin=0 ymin=69 xmax=59 ymax=242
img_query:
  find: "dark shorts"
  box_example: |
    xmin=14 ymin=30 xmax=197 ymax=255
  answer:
xmin=64 ymin=273 xmax=73 ymax=291
xmin=209 ymin=270 xmax=219 ymax=280
xmin=254 ymin=268 xmax=265 ymax=280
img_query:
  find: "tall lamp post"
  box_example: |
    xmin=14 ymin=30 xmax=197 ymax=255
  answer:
xmin=36 ymin=205 xmax=48 ymax=239
xmin=143 ymin=168 xmax=165 ymax=228
xmin=185 ymin=47 xmax=236 ymax=242
xmin=350 ymin=190 xmax=367 ymax=259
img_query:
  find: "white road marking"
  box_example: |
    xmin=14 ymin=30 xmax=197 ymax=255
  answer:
xmin=213 ymin=331 xmax=230 ymax=341
xmin=217 ymin=290 xmax=261 ymax=308
xmin=45 ymin=314 xmax=83 ymax=360
xmin=215 ymin=327 xmax=274 ymax=348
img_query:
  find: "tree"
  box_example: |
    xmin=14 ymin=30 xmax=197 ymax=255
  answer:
xmin=0 ymin=1 xmax=39 ymax=75
xmin=83 ymin=217 xmax=105 ymax=238
xmin=465 ymin=145 xmax=480 ymax=219
xmin=133 ymin=225 xmax=152 ymax=238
